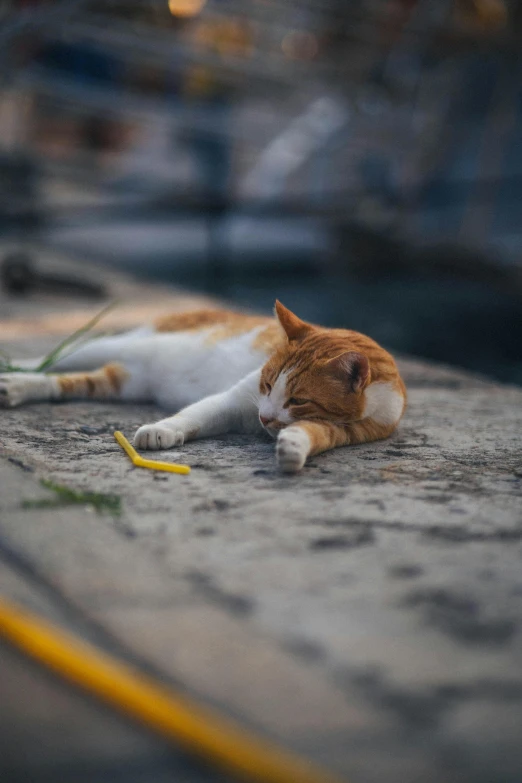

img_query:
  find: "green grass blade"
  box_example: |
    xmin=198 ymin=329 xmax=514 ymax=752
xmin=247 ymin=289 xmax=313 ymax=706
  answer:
xmin=23 ymin=479 xmax=122 ymax=516
xmin=36 ymin=301 xmax=118 ymax=372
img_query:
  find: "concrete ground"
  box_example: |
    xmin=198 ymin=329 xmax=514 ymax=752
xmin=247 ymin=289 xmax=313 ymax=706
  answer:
xmin=1 ymin=251 xmax=521 ymax=783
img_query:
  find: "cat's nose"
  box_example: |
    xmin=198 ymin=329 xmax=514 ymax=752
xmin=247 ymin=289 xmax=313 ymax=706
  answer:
xmin=259 ymin=415 xmax=272 ymax=427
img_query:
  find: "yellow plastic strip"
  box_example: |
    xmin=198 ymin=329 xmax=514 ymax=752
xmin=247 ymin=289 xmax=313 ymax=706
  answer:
xmin=114 ymin=429 xmax=140 ymax=461
xmin=114 ymin=430 xmax=190 ymax=475
xmin=0 ymin=597 xmax=345 ymax=783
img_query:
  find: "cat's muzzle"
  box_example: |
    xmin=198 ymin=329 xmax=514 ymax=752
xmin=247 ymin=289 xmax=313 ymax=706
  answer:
xmin=259 ymin=416 xmax=286 ymax=438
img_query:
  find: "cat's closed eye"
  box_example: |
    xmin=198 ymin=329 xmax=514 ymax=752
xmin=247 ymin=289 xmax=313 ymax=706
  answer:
xmin=286 ymin=397 xmax=309 ymax=407
xmin=265 ymin=382 xmax=272 ymax=394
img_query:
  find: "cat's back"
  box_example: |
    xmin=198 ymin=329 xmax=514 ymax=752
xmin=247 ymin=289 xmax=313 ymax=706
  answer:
xmin=155 ymin=308 xmax=270 ymax=336
xmin=153 ymin=308 xmax=283 ymax=353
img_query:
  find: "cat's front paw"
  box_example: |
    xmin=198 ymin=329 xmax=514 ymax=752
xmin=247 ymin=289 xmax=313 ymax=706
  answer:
xmin=134 ymin=423 xmax=184 ymax=450
xmin=276 ymin=427 xmax=310 ymax=473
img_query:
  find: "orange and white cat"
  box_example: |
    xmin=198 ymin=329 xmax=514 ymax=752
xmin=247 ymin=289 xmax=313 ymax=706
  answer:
xmin=0 ymin=302 xmax=406 ymax=473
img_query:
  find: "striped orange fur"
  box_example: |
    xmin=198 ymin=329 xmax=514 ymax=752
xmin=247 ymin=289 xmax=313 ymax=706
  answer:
xmin=56 ymin=363 xmax=129 ymax=400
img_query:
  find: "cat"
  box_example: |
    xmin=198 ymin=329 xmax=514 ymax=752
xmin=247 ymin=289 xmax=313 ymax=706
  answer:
xmin=0 ymin=301 xmax=406 ymax=473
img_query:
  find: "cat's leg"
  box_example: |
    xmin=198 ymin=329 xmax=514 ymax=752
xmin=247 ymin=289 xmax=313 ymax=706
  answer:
xmin=0 ymin=328 xmax=159 ymax=407
xmin=276 ymin=417 xmax=395 ymax=473
xmin=0 ymin=363 xmax=130 ymax=407
xmin=276 ymin=421 xmax=349 ymax=473
xmin=134 ymin=370 xmax=261 ymax=449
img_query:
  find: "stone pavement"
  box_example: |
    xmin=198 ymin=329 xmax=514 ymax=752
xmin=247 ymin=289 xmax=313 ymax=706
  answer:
xmin=1 ymin=252 xmax=522 ymax=783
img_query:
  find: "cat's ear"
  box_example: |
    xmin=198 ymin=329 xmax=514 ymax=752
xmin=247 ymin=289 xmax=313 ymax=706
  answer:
xmin=327 ymin=351 xmax=370 ymax=393
xmin=274 ymin=300 xmax=311 ymax=342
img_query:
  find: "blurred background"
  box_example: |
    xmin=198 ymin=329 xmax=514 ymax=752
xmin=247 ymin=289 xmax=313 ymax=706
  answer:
xmin=1 ymin=0 xmax=521 ymax=383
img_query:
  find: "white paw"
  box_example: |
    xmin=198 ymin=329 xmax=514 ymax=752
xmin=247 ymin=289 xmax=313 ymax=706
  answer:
xmin=134 ymin=422 xmax=185 ymax=450
xmin=276 ymin=428 xmax=310 ymax=474
xmin=0 ymin=373 xmax=52 ymax=407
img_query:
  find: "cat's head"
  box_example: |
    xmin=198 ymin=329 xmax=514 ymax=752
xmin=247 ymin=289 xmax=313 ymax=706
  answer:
xmin=258 ymin=301 xmax=370 ymax=436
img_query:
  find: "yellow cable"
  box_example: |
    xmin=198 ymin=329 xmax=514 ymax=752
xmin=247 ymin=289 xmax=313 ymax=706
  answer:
xmin=114 ymin=430 xmax=190 ymax=475
xmin=0 ymin=597 xmax=346 ymax=783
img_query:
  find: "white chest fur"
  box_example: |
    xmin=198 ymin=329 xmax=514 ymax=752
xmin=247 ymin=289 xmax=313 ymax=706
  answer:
xmin=363 ymin=381 xmax=404 ymax=425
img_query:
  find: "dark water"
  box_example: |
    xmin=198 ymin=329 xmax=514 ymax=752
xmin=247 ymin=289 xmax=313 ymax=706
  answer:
xmin=161 ymin=266 xmax=522 ymax=386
